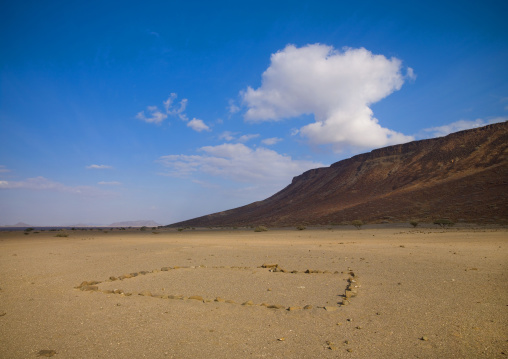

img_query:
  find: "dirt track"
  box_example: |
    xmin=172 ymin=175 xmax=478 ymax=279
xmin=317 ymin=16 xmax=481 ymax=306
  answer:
xmin=0 ymin=226 xmax=507 ymax=358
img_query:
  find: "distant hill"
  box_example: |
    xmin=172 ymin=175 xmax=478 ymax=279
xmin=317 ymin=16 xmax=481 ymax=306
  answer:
xmin=168 ymin=121 xmax=508 ymax=227
xmin=6 ymin=222 xmax=33 ymax=227
xmin=109 ymin=220 xmax=161 ymax=227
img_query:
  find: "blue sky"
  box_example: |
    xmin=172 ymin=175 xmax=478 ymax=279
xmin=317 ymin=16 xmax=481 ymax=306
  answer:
xmin=1 ymin=0 xmax=507 ymax=226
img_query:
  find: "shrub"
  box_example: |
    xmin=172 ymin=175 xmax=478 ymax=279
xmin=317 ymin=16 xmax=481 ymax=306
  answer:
xmin=254 ymin=226 xmax=268 ymax=232
xmin=140 ymin=226 xmax=147 ymax=231
xmin=409 ymin=221 xmax=419 ymax=228
xmin=55 ymin=233 xmax=69 ymax=237
xmin=433 ymin=219 xmax=454 ymax=228
xmin=351 ymin=220 xmax=364 ymax=230
xmin=296 ymin=225 xmax=306 ymax=231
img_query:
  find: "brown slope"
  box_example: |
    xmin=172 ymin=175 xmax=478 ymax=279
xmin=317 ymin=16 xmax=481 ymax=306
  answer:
xmin=169 ymin=121 xmax=508 ymax=227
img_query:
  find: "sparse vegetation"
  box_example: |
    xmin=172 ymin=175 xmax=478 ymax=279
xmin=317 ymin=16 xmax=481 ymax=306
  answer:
xmin=140 ymin=226 xmax=147 ymax=231
xmin=296 ymin=225 xmax=306 ymax=231
xmin=409 ymin=221 xmax=419 ymax=228
xmin=55 ymin=233 xmax=69 ymax=237
xmin=177 ymin=228 xmax=184 ymax=232
xmin=433 ymin=219 xmax=455 ymax=228
xmin=351 ymin=220 xmax=364 ymax=230
xmin=254 ymin=226 xmax=268 ymax=232
xmin=24 ymin=228 xmax=34 ymax=232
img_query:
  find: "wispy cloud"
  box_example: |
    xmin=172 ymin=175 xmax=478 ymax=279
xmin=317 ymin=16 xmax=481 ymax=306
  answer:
xmin=228 ymin=99 xmax=240 ymax=114
xmin=261 ymin=137 xmax=283 ymax=145
xmin=0 ymin=177 xmax=115 ymax=197
xmin=163 ymin=93 xmax=188 ymax=121
xmin=137 ymin=93 xmax=210 ymax=131
xmin=219 ymin=131 xmax=237 ymax=141
xmin=0 ymin=165 xmax=11 ymax=173
xmin=238 ymin=134 xmax=259 ymax=142
xmin=98 ymin=181 xmax=122 ymax=186
xmin=136 ymin=105 xmax=168 ymax=124
xmin=158 ymin=143 xmax=324 ymax=187
xmin=86 ymin=164 xmax=113 ymax=170
xmin=421 ymin=117 xmax=507 ymax=138
xmin=187 ymin=118 xmax=210 ymax=132
xmin=242 ymin=44 xmax=414 ymax=152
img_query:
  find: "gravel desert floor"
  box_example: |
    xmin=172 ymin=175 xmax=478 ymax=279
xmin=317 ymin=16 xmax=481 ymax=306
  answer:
xmin=0 ymin=226 xmax=507 ymax=358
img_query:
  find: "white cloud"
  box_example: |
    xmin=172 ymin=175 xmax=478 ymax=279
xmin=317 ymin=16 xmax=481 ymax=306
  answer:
xmin=187 ymin=118 xmax=210 ymax=132
xmin=261 ymin=137 xmax=283 ymax=145
xmin=238 ymin=134 xmax=259 ymax=142
xmin=98 ymin=181 xmax=122 ymax=186
xmin=422 ymin=117 xmax=507 ymax=138
xmin=0 ymin=176 xmax=114 ymax=197
xmin=219 ymin=131 xmax=237 ymax=141
xmin=86 ymin=164 xmax=113 ymax=170
xmin=158 ymin=143 xmax=324 ymax=186
xmin=406 ymin=67 xmax=417 ymax=81
xmin=137 ymin=93 xmax=191 ymax=125
xmin=163 ymin=93 xmax=188 ymax=121
xmin=0 ymin=165 xmax=11 ymax=173
xmin=136 ymin=105 xmax=168 ymax=124
xmin=228 ymin=99 xmax=240 ymax=114
xmin=242 ymin=44 xmax=414 ymax=152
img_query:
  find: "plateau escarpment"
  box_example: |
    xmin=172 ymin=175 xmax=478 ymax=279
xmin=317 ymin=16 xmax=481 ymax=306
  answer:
xmin=169 ymin=122 xmax=508 ymax=227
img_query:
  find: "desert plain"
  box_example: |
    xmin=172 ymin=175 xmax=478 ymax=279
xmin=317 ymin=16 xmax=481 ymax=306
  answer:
xmin=0 ymin=225 xmax=507 ymax=358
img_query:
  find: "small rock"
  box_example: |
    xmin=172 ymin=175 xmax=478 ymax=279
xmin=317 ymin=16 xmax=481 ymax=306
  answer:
xmin=261 ymin=263 xmax=278 ymax=268
xmin=303 ymin=305 xmax=313 ymax=310
xmin=80 ymin=285 xmax=98 ymax=292
xmin=0 ymin=312 xmax=6 ymax=317
xmin=421 ymin=335 xmax=429 ymax=341
xmin=37 ymin=350 xmax=57 ymax=357
xmin=267 ymin=304 xmax=285 ymax=309
xmin=324 ymin=306 xmax=338 ymax=312
xmin=214 ymin=297 xmax=225 ymax=302
xmin=242 ymin=300 xmax=255 ymax=306
xmin=346 ymin=348 xmax=352 ymax=353
xmin=138 ymin=290 xmax=152 ymax=297
xmin=188 ymin=295 xmax=204 ymax=301
xmin=287 ymin=306 xmax=302 ymax=311
xmin=277 ymin=337 xmax=285 ymax=341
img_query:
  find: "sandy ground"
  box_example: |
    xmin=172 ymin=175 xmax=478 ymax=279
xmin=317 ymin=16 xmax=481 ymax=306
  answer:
xmin=0 ymin=226 xmax=507 ymax=358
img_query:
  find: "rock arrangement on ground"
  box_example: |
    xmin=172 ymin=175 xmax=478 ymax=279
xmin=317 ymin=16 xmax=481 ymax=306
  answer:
xmin=75 ymin=263 xmax=360 ymax=311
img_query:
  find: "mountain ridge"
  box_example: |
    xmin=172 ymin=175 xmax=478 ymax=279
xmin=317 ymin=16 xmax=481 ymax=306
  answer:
xmin=168 ymin=122 xmax=508 ymax=227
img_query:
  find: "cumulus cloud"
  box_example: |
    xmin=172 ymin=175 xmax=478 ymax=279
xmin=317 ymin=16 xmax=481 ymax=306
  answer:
xmin=422 ymin=117 xmax=507 ymax=138
xmin=158 ymin=143 xmax=323 ymax=186
xmin=86 ymin=164 xmax=112 ymax=170
xmin=0 ymin=176 xmax=114 ymax=197
xmin=262 ymin=137 xmax=283 ymax=145
xmin=187 ymin=118 xmax=210 ymax=132
xmin=242 ymin=44 xmax=414 ymax=152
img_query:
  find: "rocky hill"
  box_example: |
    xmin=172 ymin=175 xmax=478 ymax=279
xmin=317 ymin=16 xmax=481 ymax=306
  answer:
xmin=168 ymin=122 xmax=508 ymax=227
